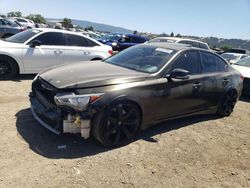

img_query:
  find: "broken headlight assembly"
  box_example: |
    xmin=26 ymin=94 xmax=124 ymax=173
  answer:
xmin=54 ymin=93 xmax=103 ymax=111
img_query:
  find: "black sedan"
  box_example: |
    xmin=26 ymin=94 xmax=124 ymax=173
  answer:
xmin=29 ymin=43 xmax=243 ymax=147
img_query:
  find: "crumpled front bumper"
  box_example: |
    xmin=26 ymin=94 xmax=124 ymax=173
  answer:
xmin=30 ymin=92 xmax=63 ymax=134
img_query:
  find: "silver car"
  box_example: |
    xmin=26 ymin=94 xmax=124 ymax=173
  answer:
xmin=0 ymin=18 xmax=24 ymax=38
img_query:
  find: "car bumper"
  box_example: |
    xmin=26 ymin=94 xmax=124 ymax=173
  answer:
xmin=30 ymin=91 xmax=92 ymax=136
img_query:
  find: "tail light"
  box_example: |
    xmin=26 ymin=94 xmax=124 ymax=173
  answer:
xmin=108 ymin=50 xmax=113 ymax=56
xmin=240 ymin=74 xmax=244 ymax=81
xmin=20 ymin=27 xmax=26 ymax=32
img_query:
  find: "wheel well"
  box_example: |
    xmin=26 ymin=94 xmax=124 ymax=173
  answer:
xmin=0 ymin=55 xmax=20 ymax=74
xmin=91 ymin=57 xmax=103 ymax=61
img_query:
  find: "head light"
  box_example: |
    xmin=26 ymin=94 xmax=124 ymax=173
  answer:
xmin=54 ymin=93 xmax=103 ymax=111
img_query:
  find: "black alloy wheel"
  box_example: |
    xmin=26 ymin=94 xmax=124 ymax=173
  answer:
xmin=217 ymin=90 xmax=238 ymax=117
xmin=0 ymin=56 xmax=18 ymax=80
xmin=93 ymin=101 xmax=141 ymax=147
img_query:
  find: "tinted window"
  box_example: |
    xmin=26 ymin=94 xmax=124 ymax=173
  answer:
xmin=171 ymin=51 xmax=201 ymax=74
xmin=5 ymin=29 xmax=41 ymax=43
xmin=186 ymin=41 xmax=199 ymax=48
xmin=201 ymin=52 xmax=220 ymax=73
xmin=32 ymin=32 xmax=65 ymax=45
xmin=65 ymin=34 xmax=97 ymax=47
xmin=131 ymin=36 xmax=146 ymax=43
xmin=217 ymin=57 xmax=229 ymax=72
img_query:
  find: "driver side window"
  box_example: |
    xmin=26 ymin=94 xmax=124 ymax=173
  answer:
xmin=171 ymin=51 xmax=201 ymax=75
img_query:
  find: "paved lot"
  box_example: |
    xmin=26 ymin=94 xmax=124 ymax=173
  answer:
xmin=0 ymin=76 xmax=249 ymax=188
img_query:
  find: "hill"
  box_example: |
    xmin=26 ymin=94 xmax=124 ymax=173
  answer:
xmin=46 ymin=18 xmax=133 ymax=33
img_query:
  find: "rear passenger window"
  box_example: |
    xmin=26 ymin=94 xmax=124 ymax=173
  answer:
xmin=131 ymin=37 xmax=146 ymax=43
xmin=65 ymin=34 xmax=88 ymax=46
xmin=32 ymin=32 xmax=65 ymax=46
xmin=217 ymin=57 xmax=229 ymax=72
xmin=201 ymin=52 xmax=220 ymax=73
xmin=171 ymin=51 xmax=201 ymax=75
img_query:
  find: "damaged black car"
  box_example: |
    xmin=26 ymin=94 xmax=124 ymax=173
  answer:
xmin=29 ymin=43 xmax=243 ymax=147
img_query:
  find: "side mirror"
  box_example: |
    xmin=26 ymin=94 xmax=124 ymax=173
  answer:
xmin=30 ymin=40 xmax=41 ymax=48
xmin=168 ymin=68 xmax=190 ymax=80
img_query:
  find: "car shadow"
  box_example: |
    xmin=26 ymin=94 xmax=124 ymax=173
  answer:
xmin=11 ymin=74 xmax=36 ymax=82
xmin=240 ymin=95 xmax=250 ymax=102
xmin=16 ymin=108 xmax=217 ymax=159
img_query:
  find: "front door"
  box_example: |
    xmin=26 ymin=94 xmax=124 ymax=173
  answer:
xmin=155 ymin=50 xmax=206 ymax=120
xmin=23 ymin=32 xmax=65 ymax=73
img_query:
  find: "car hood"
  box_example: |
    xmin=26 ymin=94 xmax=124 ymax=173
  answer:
xmin=39 ymin=61 xmax=150 ymax=89
xmin=232 ymin=65 xmax=250 ymax=78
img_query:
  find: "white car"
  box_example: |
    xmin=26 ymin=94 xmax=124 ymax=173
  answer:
xmin=148 ymin=37 xmax=210 ymax=50
xmin=221 ymin=52 xmax=248 ymax=64
xmin=11 ymin=17 xmax=35 ymax=28
xmin=232 ymin=56 xmax=250 ymax=94
xmin=0 ymin=28 xmax=113 ymax=79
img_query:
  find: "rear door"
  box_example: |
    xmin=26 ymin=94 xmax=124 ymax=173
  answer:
xmin=200 ymin=51 xmax=231 ymax=108
xmin=23 ymin=32 xmax=65 ymax=73
xmin=156 ymin=50 xmax=206 ymax=120
xmin=63 ymin=33 xmax=99 ymax=62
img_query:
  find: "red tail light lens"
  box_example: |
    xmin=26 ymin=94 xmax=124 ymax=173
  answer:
xmin=240 ymin=74 xmax=244 ymax=81
xmin=108 ymin=50 xmax=113 ymax=55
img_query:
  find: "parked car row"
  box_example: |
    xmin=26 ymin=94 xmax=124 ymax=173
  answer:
xmin=0 ymin=18 xmax=26 ymax=38
xmin=0 ymin=28 xmax=112 ymax=79
xmin=97 ymin=33 xmax=148 ymax=51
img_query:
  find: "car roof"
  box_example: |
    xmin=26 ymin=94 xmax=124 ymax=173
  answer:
xmin=142 ymin=42 xmax=198 ymax=51
xmin=222 ymin=52 xmax=246 ymax=56
xmin=151 ymin=37 xmax=208 ymax=44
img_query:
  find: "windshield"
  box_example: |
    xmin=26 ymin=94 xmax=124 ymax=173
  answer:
xmin=221 ymin=53 xmax=240 ymax=61
xmin=5 ymin=29 xmax=41 ymax=43
xmin=100 ymin=34 xmax=122 ymax=41
xmin=234 ymin=57 xmax=250 ymax=67
xmin=105 ymin=45 xmax=177 ymax=73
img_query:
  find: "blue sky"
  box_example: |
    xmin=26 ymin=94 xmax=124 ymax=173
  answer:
xmin=0 ymin=0 xmax=249 ymax=39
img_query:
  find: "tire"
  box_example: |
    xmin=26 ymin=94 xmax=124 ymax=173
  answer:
xmin=92 ymin=101 xmax=141 ymax=147
xmin=217 ymin=90 xmax=238 ymax=117
xmin=0 ymin=56 xmax=18 ymax=80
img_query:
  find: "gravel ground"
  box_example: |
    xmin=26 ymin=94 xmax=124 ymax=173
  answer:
xmin=0 ymin=75 xmax=249 ymax=188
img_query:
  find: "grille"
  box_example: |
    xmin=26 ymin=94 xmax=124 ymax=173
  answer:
xmin=243 ymin=77 xmax=250 ymax=93
xmin=32 ymin=77 xmax=58 ymax=105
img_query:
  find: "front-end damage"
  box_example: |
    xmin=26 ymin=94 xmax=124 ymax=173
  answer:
xmin=29 ymin=76 xmax=101 ymax=139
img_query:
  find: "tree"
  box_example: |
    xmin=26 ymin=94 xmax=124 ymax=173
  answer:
xmin=133 ymin=30 xmax=138 ymax=35
xmin=62 ymin=18 xmax=73 ymax=29
xmin=170 ymin=32 xmax=174 ymax=37
xmin=7 ymin=11 xmax=22 ymax=17
xmin=176 ymin=33 xmax=181 ymax=37
xmin=26 ymin=14 xmax=46 ymax=24
xmin=85 ymin=26 xmax=94 ymax=31
xmin=220 ymin=45 xmax=232 ymax=51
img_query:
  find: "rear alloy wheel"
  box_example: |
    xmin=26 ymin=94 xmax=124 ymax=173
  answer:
xmin=0 ymin=56 xmax=18 ymax=80
xmin=217 ymin=90 xmax=238 ymax=117
xmin=93 ymin=101 xmax=141 ymax=147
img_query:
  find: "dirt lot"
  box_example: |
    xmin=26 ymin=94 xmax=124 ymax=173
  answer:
xmin=0 ymin=76 xmax=249 ymax=188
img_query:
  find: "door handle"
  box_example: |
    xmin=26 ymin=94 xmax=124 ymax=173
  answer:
xmin=222 ymin=79 xmax=229 ymax=85
xmin=54 ymin=49 xmax=63 ymax=55
xmin=193 ymin=82 xmax=202 ymax=89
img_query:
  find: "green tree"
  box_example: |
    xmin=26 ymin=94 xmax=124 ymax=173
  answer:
xmin=62 ymin=18 xmax=73 ymax=29
xmin=85 ymin=26 xmax=94 ymax=31
xmin=176 ymin=33 xmax=181 ymax=37
xmin=170 ymin=32 xmax=174 ymax=37
xmin=26 ymin=14 xmax=46 ymax=24
xmin=7 ymin=11 xmax=22 ymax=17
xmin=220 ymin=45 xmax=231 ymax=51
